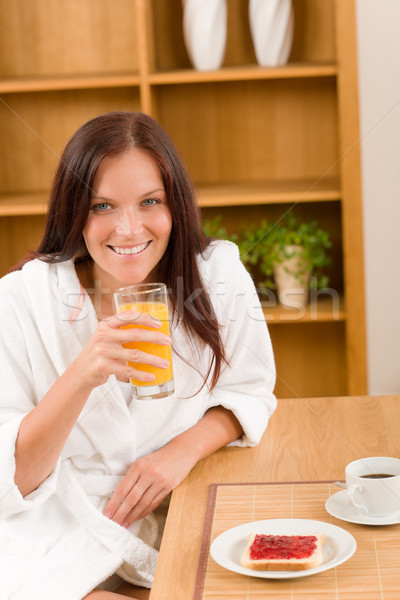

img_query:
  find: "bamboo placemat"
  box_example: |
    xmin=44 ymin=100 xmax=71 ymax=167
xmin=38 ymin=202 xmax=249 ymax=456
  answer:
xmin=193 ymin=481 xmax=400 ymax=599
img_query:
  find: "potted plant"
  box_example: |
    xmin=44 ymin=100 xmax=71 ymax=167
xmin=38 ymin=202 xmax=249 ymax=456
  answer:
xmin=203 ymin=213 xmax=332 ymax=308
xmin=267 ymin=214 xmax=332 ymax=308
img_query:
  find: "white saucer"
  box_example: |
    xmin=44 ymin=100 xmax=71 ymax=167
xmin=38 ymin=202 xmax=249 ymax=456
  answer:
xmin=325 ymin=490 xmax=400 ymax=526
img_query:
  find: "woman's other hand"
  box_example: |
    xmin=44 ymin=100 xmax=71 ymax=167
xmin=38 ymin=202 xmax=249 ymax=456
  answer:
xmin=103 ymin=444 xmax=195 ymax=527
xmin=103 ymin=407 xmax=243 ymax=528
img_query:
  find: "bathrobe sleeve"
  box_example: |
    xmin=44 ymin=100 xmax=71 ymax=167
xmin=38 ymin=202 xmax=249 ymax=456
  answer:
xmin=0 ymin=272 xmax=61 ymax=518
xmin=200 ymin=241 xmax=277 ymax=447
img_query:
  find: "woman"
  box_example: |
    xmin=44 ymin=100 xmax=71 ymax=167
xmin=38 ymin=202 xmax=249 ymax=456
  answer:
xmin=0 ymin=112 xmax=276 ymax=599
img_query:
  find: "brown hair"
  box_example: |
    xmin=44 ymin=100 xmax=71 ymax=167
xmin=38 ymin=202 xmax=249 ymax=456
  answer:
xmin=12 ymin=111 xmax=227 ymax=389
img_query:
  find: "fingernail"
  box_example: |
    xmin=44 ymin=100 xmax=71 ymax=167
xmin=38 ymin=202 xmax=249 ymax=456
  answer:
xmin=104 ymin=510 xmax=112 ymax=519
xmin=122 ymin=521 xmax=129 ymax=529
xmin=160 ymin=359 xmax=170 ymax=368
xmin=160 ymin=336 xmax=171 ymax=345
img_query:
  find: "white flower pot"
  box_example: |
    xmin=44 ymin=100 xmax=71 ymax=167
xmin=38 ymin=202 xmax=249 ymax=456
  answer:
xmin=249 ymin=0 xmax=294 ymax=67
xmin=273 ymin=245 xmax=310 ymax=309
xmin=182 ymin=0 xmax=227 ymax=71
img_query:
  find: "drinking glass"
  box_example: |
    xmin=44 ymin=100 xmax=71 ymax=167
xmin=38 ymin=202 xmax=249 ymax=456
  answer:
xmin=113 ymin=283 xmax=174 ymax=400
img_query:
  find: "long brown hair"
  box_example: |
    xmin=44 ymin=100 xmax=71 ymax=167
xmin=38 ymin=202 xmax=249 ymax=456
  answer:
xmin=12 ymin=111 xmax=227 ymax=389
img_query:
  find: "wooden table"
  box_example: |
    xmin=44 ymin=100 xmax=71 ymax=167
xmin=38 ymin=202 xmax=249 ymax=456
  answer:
xmin=149 ymin=395 xmax=400 ymax=599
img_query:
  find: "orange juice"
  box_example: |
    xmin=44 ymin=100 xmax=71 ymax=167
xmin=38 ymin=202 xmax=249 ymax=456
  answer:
xmin=118 ymin=301 xmax=173 ymax=387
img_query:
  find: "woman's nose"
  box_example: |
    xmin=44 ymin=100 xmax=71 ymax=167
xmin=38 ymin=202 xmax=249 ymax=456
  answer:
xmin=115 ymin=211 xmax=144 ymax=237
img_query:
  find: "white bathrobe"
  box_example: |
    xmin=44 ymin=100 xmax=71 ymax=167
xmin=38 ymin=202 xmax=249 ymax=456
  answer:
xmin=0 ymin=240 xmax=276 ymax=599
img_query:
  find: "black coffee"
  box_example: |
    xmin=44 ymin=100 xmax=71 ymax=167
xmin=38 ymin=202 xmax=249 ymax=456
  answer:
xmin=360 ymin=473 xmax=395 ymax=479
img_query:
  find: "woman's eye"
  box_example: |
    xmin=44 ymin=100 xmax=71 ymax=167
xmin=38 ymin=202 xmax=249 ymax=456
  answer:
xmin=142 ymin=198 xmax=161 ymax=207
xmin=91 ymin=202 xmax=110 ymax=212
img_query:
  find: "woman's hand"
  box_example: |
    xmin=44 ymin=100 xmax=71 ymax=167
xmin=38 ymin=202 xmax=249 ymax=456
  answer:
xmin=103 ymin=407 xmax=244 ymax=529
xmin=103 ymin=444 xmax=196 ymax=527
xmin=73 ymin=310 xmax=171 ymax=391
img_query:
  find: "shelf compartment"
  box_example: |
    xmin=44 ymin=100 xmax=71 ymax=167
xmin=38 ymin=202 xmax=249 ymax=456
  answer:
xmin=270 ymin=320 xmax=347 ymax=398
xmin=157 ymin=78 xmax=338 ymax=185
xmin=149 ymin=63 xmax=337 ymax=86
xmin=0 ymin=88 xmax=141 ymax=195
xmin=197 ymin=177 xmax=340 ymax=207
xmin=150 ymin=0 xmax=336 ymax=72
xmin=0 ymin=73 xmax=141 ymax=94
xmin=157 ymin=78 xmax=339 ymax=185
xmin=0 ymin=0 xmax=139 ymax=79
xmin=201 ymin=201 xmax=344 ymax=297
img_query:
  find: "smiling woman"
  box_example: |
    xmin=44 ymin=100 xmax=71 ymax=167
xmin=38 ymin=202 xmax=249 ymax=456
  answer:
xmin=0 ymin=112 xmax=276 ymax=599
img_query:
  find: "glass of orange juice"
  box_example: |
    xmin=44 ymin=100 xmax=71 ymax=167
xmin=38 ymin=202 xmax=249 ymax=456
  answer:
xmin=113 ymin=283 xmax=174 ymax=400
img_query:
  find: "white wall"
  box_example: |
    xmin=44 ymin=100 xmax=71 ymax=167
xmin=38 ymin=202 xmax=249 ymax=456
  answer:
xmin=356 ymin=0 xmax=400 ymax=394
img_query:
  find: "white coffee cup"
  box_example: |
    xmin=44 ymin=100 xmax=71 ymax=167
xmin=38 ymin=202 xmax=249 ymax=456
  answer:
xmin=345 ymin=457 xmax=400 ymax=517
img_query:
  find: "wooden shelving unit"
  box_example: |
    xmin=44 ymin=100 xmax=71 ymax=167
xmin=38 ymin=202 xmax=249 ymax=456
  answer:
xmin=0 ymin=0 xmax=366 ymax=398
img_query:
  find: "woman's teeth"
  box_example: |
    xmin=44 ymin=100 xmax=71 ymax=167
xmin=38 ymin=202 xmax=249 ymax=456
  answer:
xmin=111 ymin=242 xmax=150 ymax=255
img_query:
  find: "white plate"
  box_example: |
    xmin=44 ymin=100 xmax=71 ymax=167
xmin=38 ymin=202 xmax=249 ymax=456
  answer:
xmin=325 ymin=490 xmax=400 ymax=526
xmin=210 ymin=518 xmax=356 ymax=579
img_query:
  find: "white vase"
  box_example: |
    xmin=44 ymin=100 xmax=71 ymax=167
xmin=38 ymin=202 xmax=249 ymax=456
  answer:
xmin=249 ymin=0 xmax=294 ymax=67
xmin=273 ymin=245 xmax=310 ymax=309
xmin=182 ymin=0 xmax=227 ymax=71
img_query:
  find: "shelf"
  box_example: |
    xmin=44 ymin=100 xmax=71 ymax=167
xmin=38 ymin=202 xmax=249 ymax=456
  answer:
xmin=197 ymin=177 xmax=341 ymax=207
xmin=0 ymin=193 xmax=48 ymax=216
xmin=149 ymin=62 xmax=337 ymax=85
xmin=0 ymin=73 xmax=141 ymax=94
xmin=263 ymin=295 xmax=345 ymax=324
xmin=0 ymin=177 xmax=341 ymax=217
xmin=0 ymin=64 xmax=336 ymax=94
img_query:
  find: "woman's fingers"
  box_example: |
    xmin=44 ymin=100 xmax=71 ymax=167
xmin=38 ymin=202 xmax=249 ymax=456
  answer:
xmin=111 ymin=485 xmax=155 ymax=527
xmin=93 ymin=324 xmax=171 ymax=350
xmin=102 ymin=312 xmax=171 ymax=346
xmin=124 ymin=488 xmax=168 ymax=524
xmin=119 ymin=329 xmax=171 ymax=346
xmin=104 ymin=345 xmax=170 ymax=370
xmin=114 ymin=362 xmax=155 ymax=383
xmin=104 ymin=476 xmax=154 ymax=525
xmin=104 ymin=457 xmax=171 ymax=526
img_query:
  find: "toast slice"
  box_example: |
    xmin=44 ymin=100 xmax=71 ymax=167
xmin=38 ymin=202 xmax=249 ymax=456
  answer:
xmin=241 ymin=532 xmax=324 ymax=571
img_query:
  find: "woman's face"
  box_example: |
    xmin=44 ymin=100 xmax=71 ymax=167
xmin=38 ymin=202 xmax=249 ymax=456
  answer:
xmin=83 ymin=148 xmax=172 ymax=291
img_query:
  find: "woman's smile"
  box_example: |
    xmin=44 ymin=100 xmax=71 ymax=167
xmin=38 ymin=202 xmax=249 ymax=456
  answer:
xmin=109 ymin=241 xmax=151 ymax=256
